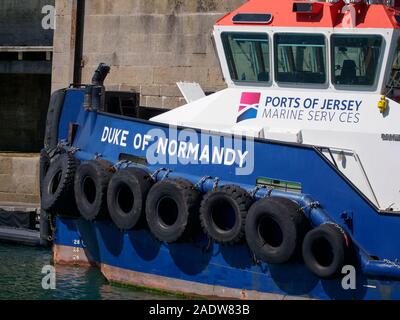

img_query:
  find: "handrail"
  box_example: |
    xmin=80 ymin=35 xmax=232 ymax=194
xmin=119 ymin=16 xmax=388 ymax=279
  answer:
xmin=318 ymin=146 xmax=381 ymax=208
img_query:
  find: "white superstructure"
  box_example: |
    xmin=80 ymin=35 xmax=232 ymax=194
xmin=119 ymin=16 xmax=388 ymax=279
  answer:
xmin=152 ymin=0 xmax=400 ymax=211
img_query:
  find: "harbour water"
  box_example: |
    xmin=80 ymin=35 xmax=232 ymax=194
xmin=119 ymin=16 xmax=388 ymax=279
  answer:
xmin=0 ymin=243 xmax=172 ymax=300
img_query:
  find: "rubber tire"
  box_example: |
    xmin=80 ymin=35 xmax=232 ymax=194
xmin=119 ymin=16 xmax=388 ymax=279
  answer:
xmin=44 ymin=89 xmax=66 ymax=150
xmin=41 ymin=153 xmax=77 ymax=212
xmin=107 ymin=167 xmax=153 ymax=230
xmin=302 ymin=223 xmax=346 ymax=279
xmin=200 ymin=185 xmax=253 ymax=245
xmin=245 ymin=197 xmax=307 ymax=264
xmin=145 ymin=179 xmax=201 ymax=243
xmin=39 ymin=149 xmax=51 ymax=193
xmin=74 ymin=160 xmax=113 ymax=221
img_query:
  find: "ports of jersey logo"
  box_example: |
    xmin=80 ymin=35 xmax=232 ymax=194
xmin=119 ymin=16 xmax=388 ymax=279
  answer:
xmin=236 ymin=92 xmax=261 ymax=123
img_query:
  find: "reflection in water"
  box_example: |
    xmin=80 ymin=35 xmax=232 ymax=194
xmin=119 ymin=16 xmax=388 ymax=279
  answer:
xmin=0 ymin=243 xmax=173 ymax=300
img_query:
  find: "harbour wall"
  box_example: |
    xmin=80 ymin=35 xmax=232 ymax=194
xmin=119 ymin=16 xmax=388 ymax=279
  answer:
xmin=0 ymin=153 xmax=40 ymax=205
xmin=52 ymin=0 xmax=245 ymax=108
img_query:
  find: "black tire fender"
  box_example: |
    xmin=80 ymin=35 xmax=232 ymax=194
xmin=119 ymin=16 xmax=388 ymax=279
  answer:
xmin=245 ymin=197 xmax=307 ymax=264
xmin=74 ymin=160 xmax=113 ymax=221
xmin=41 ymin=153 xmax=77 ymax=213
xmin=145 ymin=178 xmax=201 ymax=243
xmin=200 ymin=185 xmax=253 ymax=245
xmin=107 ymin=167 xmax=153 ymax=230
xmin=44 ymin=89 xmax=66 ymax=150
xmin=39 ymin=149 xmax=51 ymax=193
xmin=302 ymin=223 xmax=349 ymax=279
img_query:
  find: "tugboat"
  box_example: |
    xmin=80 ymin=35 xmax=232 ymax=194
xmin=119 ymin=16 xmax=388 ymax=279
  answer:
xmin=42 ymin=0 xmax=400 ymax=300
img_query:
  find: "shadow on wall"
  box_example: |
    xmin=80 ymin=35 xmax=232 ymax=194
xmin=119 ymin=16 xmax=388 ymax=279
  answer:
xmin=0 ymin=74 xmax=51 ymax=152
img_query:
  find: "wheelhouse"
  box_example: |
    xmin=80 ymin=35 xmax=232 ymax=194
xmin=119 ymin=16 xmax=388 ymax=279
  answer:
xmin=213 ymin=0 xmax=400 ymax=94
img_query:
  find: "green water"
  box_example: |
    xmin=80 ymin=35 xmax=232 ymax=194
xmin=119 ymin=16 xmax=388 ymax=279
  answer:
xmin=0 ymin=243 xmax=171 ymax=300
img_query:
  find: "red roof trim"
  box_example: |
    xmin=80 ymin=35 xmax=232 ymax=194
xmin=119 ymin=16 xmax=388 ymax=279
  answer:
xmin=216 ymin=0 xmax=400 ymax=29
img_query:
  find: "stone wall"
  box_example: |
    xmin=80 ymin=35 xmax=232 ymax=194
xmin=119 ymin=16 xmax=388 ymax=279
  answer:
xmin=52 ymin=0 xmax=77 ymax=92
xmin=52 ymin=0 xmax=246 ymax=108
xmin=0 ymin=154 xmax=40 ymax=205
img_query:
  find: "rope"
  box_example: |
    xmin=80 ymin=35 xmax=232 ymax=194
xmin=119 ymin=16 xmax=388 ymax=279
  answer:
xmin=68 ymin=146 xmax=80 ymax=155
xmin=56 ymin=141 xmax=68 ymax=149
xmin=300 ymin=201 xmax=320 ymax=212
xmin=195 ymin=176 xmax=212 ymax=190
xmin=251 ymin=185 xmax=262 ymax=198
xmin=383 ymin=259 xmax=400 ymax=270
xmin=213 ymin=177 xmax=220 ymax=190
xmin=47 ymin=144 xmax=66 ymax=159
xmin=112 ymin=160 xmax=131 ymax=171
xmin=162 ymin=169 xmax=172 ymax=181
xmin=94 ymin=152 xmax=102 ymax=160
xmin=250 ymin=185 xmax=272 ymax=198
xmin=151 ymin=168 xmax=164 ymax=181
xmin=324 ymin=221 xmax=350 ymax=248
xmin=151 ymin=168 xmax=172 ymax=181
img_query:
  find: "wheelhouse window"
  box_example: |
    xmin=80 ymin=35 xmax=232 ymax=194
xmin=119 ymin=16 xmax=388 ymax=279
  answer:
xmin=332 ymin=35 xmax=383 ymax=87
xmin=274 ymin=33 xmax=327 ymax=85
xmin=222 ymin=32 xmax=270 ymax=84
xmin=386 ymin=38 xmax=400 ymax=100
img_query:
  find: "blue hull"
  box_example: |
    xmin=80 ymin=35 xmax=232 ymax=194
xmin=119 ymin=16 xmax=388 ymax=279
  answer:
xmin=54 ymin=217 xmax=400 ymax=300
xmin=48 ymin=89 xmax=400 ymax=300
